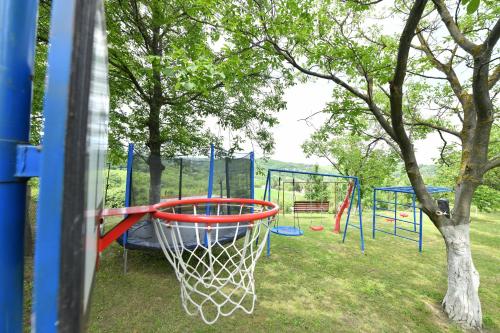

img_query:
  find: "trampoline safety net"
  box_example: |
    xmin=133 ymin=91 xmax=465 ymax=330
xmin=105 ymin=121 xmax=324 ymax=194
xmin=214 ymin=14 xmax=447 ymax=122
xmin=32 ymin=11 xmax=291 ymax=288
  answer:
xmin=119 ymin=147 xmax=253 ymax=250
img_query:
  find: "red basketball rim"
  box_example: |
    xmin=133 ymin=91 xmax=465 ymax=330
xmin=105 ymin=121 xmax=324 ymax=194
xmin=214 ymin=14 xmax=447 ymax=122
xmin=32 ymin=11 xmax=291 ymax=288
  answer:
xmin=152 ymin=197 xmax=279 ymax=224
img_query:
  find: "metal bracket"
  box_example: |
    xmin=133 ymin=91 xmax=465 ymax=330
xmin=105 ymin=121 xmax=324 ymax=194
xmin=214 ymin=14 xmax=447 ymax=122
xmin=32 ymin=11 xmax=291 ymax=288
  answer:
xmin=15 ymin=145 xmax=41 ymax=178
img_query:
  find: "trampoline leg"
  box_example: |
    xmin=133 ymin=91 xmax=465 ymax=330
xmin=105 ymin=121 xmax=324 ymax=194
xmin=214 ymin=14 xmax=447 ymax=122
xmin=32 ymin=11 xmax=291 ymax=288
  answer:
xmin=123 ymin=247 xmax=128 ymax=274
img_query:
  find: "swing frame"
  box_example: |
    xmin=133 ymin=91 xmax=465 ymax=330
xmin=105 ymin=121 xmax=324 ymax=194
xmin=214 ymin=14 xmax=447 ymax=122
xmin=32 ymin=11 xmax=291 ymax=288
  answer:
xmin=263 ymin=168 xmax=365 ymax=255
xmin=284 ymin=180 xmax=349 ymax=231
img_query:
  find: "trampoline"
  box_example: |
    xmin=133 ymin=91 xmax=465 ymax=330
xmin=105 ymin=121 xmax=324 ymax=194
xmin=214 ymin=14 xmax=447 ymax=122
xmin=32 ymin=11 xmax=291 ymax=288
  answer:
xmin=117 ymin=144 xmax=255 ymax=252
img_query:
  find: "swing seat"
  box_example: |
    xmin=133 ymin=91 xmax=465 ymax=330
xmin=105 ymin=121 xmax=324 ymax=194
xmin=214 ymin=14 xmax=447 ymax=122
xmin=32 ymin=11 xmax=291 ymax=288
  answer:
xmin=385 ymin=218 xmax=394 ymax=222
xmin=400 ymin=212 xmax=409 ymax=217
xmin=309 ymin=225 xmax=324 ymax=231
xmin=271 ymin=226 xmax=304 ymax=236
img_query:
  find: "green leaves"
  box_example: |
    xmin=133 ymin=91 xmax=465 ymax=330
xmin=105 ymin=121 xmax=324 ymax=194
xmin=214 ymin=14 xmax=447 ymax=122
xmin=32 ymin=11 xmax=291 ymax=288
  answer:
xmin=462 ymin=0 xmax=480 ymax=14
xmin=106 ymin=0 xmax=286 ymax=158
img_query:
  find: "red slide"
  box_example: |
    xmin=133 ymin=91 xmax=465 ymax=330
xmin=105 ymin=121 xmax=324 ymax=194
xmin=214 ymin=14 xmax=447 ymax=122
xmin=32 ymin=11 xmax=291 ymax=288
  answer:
xmin=333 ymin=181 xmax=354 ymax=234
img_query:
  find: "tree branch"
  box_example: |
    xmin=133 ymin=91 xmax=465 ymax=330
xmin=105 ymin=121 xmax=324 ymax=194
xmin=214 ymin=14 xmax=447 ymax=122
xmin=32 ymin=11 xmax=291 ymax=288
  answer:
xmin=437 ymin=129 xmax=450 ymax=166
xmin=432 ymin=0 xmax=478 ymax=55
xmin=484 ymin=18 xmax=500 ymax=54
xmin=265 ymin=38 xmax=397 ymax=140
xmin=406 ymin=69 xmax=447 ymax=80
xmin=266 ymin=39 xmax=368 ymax=100
xmin=488 ymin=64 xmax=500 ymax=89
xmin=415 ymin=32 xmax=467 ymax=106
xmin=483 ymin=155 xmax=500 ymax=173
xmin=406 ymin=120 xmax=461 ymax=139
xmin=361 ymin=130 xmax=403 ymax=159
xmin=108 ymin=53 xmax=149 ymax=103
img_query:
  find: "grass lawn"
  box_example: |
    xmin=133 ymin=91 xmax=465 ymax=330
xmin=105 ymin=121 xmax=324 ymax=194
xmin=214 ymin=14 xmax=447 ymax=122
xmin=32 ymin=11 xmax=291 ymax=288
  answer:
xmin=86 ymin=211 xmax=499 ymax=332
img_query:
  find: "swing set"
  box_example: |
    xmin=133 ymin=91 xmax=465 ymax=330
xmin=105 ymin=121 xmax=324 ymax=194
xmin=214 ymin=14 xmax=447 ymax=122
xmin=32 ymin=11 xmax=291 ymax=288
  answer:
xmin=263 ymin=169 xmax=365 ymax=254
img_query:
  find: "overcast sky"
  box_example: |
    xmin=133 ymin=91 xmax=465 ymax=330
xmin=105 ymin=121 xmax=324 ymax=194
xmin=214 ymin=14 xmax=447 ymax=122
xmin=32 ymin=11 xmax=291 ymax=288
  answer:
xmin=235 ymin=79 xmax=448 ymax=166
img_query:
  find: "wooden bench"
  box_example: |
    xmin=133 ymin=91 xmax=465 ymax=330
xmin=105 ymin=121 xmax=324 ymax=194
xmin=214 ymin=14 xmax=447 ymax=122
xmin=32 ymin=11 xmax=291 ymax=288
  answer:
xmin=293 ymin=201 xmax=330 ymax=213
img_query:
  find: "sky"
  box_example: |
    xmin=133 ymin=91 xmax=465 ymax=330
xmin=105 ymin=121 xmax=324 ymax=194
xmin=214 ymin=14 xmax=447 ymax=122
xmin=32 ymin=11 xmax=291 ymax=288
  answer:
xmin=235 ymin=79 xmax=448 ymax=166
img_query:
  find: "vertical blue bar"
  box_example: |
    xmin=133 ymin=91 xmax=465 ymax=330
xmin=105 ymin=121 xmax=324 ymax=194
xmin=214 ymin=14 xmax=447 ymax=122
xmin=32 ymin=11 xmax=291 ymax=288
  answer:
xmin=412 ymin=194 xmax=417 ymax=232
xmin=256 ymin=169 xmax=268 ymax=248
xmin=123 ymin=143 xmax=134 ymax=246
xmin=372 ymin=189 xmax=376 ymax=239
xmin=393 ymin=192 xmax=398 ymax=236
xmin=249 ymin=151 xmax=255 ymax=200
xmin=419 ymin=208 xmax=423 ymax=252
xmin=204 ymin=144 xmax=215 ymax=247
xmin=357 ymin=182 xmax=365 ymax=252
xmin=342 ymin=179 xmax=357 ymax=243
xmin=265 ymin=171 xmax=272 ymax=256
xmin=33 ymin=0 xmax=78 ymax=330
xmin=207 ymin=144 xmax=215 ymax=199
xmin=0 ymin=1 xmax=38 ymax=332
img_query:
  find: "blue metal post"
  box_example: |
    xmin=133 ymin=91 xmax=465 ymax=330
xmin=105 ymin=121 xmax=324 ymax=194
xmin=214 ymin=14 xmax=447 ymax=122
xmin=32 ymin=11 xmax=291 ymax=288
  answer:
xmin=123 ymin=143 xmax=134 ymax=249
xmin=204 ymin=144 xmax=215 ymax=247
xmin=412 ymin=194 xmax=417 ymax=232
xmin=394 ymin=192 xmax=398 ymax=236
xmin=207 ymin=144 xmax=215 ymax=200
xmin=256 ymin=169 xmax=269 ymax=248
xmin=419 ymin=208 xmax=423 ymax=252
xmin=372 ymin=189 xmax=376 ymax=239
xmin=0 ymin=1 xmax=38 ymax=331
xmin=266 ymin=171 xmax=272 ymax=256
xmin=342 ymin=179 xmax=357 ymax=243
xmin=357 ymin=182 xmax=365 ymax=252
xmin=250 ymin=152 xmax=255 ymax=200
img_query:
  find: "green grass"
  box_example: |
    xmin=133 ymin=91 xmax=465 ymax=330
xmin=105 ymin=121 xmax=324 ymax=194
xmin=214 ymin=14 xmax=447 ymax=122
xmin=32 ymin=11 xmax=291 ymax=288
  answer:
xmin=86 ymin=212 xmax=499 ymax=332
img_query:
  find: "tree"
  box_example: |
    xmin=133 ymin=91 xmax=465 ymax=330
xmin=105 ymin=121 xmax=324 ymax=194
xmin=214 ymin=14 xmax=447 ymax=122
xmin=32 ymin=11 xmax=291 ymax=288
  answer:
xmin=215 ymin=0 xmax=499 ymax=328
xmin=302 ymin=127 xmax=398 ymax=195
xmin=106 ymin=0 xmax=287 ymax=203
xmin=304 ymin=165 xmax=329 ymax=201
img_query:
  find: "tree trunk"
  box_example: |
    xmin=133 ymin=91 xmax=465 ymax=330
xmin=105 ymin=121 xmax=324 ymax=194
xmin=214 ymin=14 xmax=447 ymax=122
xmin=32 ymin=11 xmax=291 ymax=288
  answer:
xmin=148 ymin=147 xmax=163 ymax=204
xmin=440 ymin=223 xmax=482 ymax=329
xmin=147 ymin=100 xmax=163 ymax=204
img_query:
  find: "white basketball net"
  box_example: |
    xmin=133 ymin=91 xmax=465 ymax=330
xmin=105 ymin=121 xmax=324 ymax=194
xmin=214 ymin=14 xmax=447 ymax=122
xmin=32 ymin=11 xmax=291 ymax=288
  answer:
xmin=152 ymin=201 xmax=275 ymax=324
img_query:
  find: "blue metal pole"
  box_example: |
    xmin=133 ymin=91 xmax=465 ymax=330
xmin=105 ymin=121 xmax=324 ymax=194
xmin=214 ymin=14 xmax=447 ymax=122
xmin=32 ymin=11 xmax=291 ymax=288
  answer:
xmin=342 ymin=179 xmax=357 ymax=243
xmin=419 ymin=208 xmax=423 ymax=252
xmin=266 ymin=171 xmax=272 ymax=256
xmin=372 ymin=189 xmax=376 ymax=239
xmin=124 ymin=143 xmax=134 ymax=207
xmin=204 ymin=144 xmax=215 ymax=247
xmin=250 ymin=151 xmax=255 ymax=200
xmin=412 ymin=194 xmax=417 ymax=232
xmin=0 ymin=1 xmax=38 ymax=332
xmin=123 ymin=143 xmax=134 ymax=248
xmin=394 ymin=192 xmax=398 ymax=236
xmin=357 ymin=182 xmax=365 ymax=253
xmin=207 ymin=144 xmax=215 ymax=199
xmin=256 ymin=169 xmax=269 ymax=248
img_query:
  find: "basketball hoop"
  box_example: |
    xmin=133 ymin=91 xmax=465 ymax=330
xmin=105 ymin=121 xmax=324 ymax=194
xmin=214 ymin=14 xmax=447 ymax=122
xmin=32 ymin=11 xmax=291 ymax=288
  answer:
xmin=151 ymin=198 xmax=278 ymax=324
